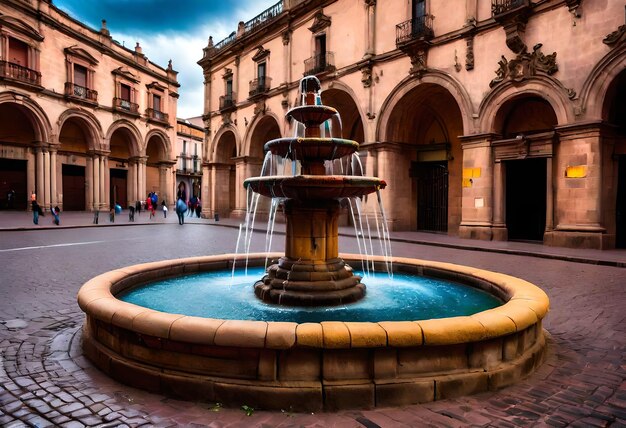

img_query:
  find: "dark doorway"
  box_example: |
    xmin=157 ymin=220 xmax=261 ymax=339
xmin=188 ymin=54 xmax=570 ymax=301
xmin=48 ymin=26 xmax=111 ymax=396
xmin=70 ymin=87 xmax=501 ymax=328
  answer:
xmin=412 ymin=161 xmax=448 ymax=232
xmin=62 ymin=164 xmax=85 ymax=211
xmin=110 ymin=169 xmax=127 ymax=208
xmin=617 ymin=155 xmax=626 ymax=248
xmin=505 ymin=158 xmax=547 ymax=241
xmin=0 ymin=158 xmax=27 ymax=210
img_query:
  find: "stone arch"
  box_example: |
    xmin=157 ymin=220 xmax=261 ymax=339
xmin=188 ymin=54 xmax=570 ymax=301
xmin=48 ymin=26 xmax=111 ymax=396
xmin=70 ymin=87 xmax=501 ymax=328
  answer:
xmin=377 ymin=71 xmax=475 ymax=141
xmin=242 ymin=112 xmax=282 ymax=159
xmin=579 ymin=44 xmax=626 ymax=121
xmin=211 ymin=124 xmax=240 ymax=162
xmin=0 ymin=91 xmax=51 ymax=143
xmin=105 ymin=120 xmax=142 ymax=158
xmin=210 ymin=126 xmax=239 ymax=219
xmin=56 ymin=109 xmax=103 ymax=151
xmin=478 ymin=76 xmax=573 ymax=132
xmin=144 ymin=129 xmax=172 ymax=159
xmin=322 ymin=80 xmax=367 ymax=142
xmin=373 ymin=76 xmax=467 ymax=234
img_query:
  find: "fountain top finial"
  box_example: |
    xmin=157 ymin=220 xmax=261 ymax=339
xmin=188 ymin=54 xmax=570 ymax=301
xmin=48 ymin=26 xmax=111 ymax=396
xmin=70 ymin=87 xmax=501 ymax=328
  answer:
xmin=300 ymin=76 xmax=322 ymax=106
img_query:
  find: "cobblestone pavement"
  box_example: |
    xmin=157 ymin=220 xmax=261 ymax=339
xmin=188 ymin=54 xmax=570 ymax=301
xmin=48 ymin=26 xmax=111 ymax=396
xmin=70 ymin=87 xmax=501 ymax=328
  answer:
xmin=0 ymin=222 xmax=625 ymax=427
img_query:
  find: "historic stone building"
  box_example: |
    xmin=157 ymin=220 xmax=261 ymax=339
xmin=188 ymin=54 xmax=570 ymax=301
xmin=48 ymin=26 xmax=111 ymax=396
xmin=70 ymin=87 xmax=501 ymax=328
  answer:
xmin=0 ymin=0 xmax=179 ymax=212
xmin=175 ymin=117 xmax=204 ymax=205
xmin=199 ymin=0 xmax=625 ymax=249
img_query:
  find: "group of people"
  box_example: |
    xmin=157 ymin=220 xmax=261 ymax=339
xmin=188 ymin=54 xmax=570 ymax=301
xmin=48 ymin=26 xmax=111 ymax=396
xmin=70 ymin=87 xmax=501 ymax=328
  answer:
xmin=30 ymin=192 xmax=60 ymax=226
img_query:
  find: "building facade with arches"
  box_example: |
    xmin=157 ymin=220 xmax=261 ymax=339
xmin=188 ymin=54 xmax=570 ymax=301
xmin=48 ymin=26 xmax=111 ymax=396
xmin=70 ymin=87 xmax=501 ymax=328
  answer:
xmin=0 ymin=0 xmax=179 ymax=213
xmin=198 ymin=0 xmax=626 ymax=249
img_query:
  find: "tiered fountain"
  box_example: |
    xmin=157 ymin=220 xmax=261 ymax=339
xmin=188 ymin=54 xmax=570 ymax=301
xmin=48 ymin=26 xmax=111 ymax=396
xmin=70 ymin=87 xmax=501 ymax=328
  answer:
xmin=244 ymin=76 xmax=386 ymax=306
xmin=77 ymin=77 xmax=549 ymax=412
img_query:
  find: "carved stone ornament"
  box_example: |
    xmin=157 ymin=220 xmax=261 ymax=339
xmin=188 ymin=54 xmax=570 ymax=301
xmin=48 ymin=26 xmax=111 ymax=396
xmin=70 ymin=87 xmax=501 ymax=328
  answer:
xmin=308 ymin=11 xmax=332 ymax=33
xmin=252 ymin=46 xmax=270 ymax=62
xmin=409 ymin=49 xmax=428 ymax=77
xmin=603 ymin=7 xmax=626 ymax=48
xmin=282 ymin=30 xmax=291 ymax=46
xmin=489 ymin=44 xmax=558 ymax=88
xmin=364 ymin=0 xmax=376 ymax=6
xmin=222 ymin=68 xmax=233 ymax=80
xmin=64 ymin=45 xmax=99 ymax=65
xmin=465 ymin=37 xmax=475 ymax=71
xmin=360 ymin=64 xmax=373 ymax=88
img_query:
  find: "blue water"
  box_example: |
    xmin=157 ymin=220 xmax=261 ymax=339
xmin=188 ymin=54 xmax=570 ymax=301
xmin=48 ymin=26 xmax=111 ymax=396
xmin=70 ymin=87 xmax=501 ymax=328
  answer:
xmin=118 ymin=267 xmax=502 ymax=323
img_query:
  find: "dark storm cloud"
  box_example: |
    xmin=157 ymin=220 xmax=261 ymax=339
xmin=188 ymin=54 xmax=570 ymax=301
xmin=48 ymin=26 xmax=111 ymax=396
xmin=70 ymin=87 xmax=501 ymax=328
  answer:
xmin=54 ymin=0 xmax=236 ymax=34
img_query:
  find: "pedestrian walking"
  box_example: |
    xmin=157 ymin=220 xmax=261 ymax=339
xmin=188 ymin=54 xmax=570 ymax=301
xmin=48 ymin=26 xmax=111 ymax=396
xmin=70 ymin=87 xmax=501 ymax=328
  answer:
xmin=31 ymin=200 xmax=42 ymax=225
xmin=51 ymin=205 xmax=61 ymax=225
xmin=176 ymin=198 xmax=187 ymax=225
xmin=146 ymin=196 xmax=154 ymax=219
xmin=129 ymin=205 xmax=135 ymax=221
xmin=161 ymin=200 xmax=168 ymax=218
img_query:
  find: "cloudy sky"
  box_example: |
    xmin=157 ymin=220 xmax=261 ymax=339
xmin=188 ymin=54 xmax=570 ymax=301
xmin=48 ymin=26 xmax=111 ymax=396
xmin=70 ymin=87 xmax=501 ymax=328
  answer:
xmin=53 ymin=0 xmax=278 ymax=119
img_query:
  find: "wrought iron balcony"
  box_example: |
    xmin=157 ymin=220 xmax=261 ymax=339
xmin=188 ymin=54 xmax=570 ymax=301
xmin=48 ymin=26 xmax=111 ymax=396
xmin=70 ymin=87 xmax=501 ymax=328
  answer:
xmin=249 ymin=76 xmax=272 ymax=98
xmin=64 ymin=82 xmax=98 ymax=102
xmin=492 ymin=0 xmax=530 ymax=18
xmin=395 ymin=16 xmax=434 ymax=46
xmin=113 ymin=97 xmax=139 ymax=114
xmin=304 ymin=52 xmax=335 ymax=76
xmin=219 ymin=92 xmax=236 ymax=111
xmin=244 ymin=1 xmax=283 ymax=33
xmin=0 ymin=61 xmax=41 ymax=86
xmin=147 ymin=108 xmax=169 ymax=123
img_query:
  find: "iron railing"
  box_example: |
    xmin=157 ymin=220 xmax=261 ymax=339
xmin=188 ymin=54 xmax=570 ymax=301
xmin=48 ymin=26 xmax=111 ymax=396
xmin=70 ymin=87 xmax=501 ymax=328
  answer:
xmin=64 ymin=82 xmax=98 ymax=102
xmin=249 ymin=76 xmax=272 ymax=97
xmin=0 ymin=61 xmax=41 ymax=86
xmin=147 ymin=108 xmax=169 ymax=123
xmin=219 ymin=92 xmax=236 ymax=110
xmin=492 ymin=0 xmax=529 ymax=16
xmin=395 ymin=16 xmax=434 ymax=45
xmin=211 ymin=1 xmax=284 ymax=55
xmin=304 ymin=52 xmax=335 ymax=76
xmin=113 ymin=97 xmax=139 ymax=114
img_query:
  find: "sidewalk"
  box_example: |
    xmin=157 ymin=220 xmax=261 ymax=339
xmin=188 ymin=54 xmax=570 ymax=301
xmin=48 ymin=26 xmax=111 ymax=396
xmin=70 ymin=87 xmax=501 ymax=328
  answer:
xmin=1 ymin=210 xmax=625 ymax=267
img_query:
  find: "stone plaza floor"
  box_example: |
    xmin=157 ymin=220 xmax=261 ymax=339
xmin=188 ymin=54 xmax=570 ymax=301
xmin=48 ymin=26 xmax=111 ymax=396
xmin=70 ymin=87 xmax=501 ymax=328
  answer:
xmin=0 ymin=210 xmax=625 ymax=427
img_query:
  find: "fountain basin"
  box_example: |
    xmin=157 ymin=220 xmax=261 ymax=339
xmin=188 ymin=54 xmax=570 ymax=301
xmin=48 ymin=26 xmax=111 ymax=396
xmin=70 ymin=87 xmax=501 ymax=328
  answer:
xmin=77 ymin=253 xmax=549 ymax=411
xmin=264 ymin=137 xmax=359 ymax=161
xmin=244 ymin=175 xmax=386 ymax=199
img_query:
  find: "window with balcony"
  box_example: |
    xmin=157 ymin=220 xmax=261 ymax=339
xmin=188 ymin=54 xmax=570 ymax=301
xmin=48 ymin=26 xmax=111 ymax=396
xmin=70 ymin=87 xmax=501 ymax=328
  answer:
xmin=304 ymin=12 xmax=334 ymax=76
xmin=0 ymin=16 xmax=43 ymax=87
xmin=220 ymin=71 xmax=236 ymax=111
xmin=396 ymin=0 xmax=434 ymax=46
xmin=64 ymin=46 xmax=98 ymax=103
xmin=146 ymin=81 xmax=169 ymax=123
xmin=112 ymin=67 xmax=139 ymax=114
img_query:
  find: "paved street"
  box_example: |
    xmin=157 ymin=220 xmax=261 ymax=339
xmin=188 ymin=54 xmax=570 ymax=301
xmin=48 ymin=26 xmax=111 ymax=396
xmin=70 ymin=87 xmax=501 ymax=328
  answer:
xmin=0 ymin=217 xmax=625 ymax=427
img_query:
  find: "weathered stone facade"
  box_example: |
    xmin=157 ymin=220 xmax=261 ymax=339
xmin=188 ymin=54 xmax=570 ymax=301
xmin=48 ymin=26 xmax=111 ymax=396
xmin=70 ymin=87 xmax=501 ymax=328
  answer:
xmin=0 ymin=0 xmax=179 ymax=212
xmin=199 ymin=0 xmax=625 ymax=249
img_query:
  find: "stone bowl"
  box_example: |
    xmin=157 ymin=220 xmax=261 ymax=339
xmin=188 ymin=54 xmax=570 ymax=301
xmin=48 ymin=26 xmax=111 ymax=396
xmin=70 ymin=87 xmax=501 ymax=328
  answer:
xmin=243 ymin=175 xmax=386 ymax=199
xmin=264 ymin=137 xmax=359 ymax=162
xmin=77 ymin=253 xmax=549 ymax=412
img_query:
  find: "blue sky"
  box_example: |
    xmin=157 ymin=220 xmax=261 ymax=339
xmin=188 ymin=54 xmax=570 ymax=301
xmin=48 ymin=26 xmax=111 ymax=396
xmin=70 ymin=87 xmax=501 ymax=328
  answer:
xmin=53 ymin=0 xmax=278 ymax=118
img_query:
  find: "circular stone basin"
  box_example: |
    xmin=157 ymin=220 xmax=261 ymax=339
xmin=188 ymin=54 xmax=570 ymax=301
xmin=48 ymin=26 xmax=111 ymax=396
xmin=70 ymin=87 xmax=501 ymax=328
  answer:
xmin=287 ymin=105 xmax=338 ymax=127
xmin=264 ymin=137 xmax=359 ymax=161
xmin=243 ymin=175 xmax=386 ymax=199
xmin=118 ymin=267 xmax=502 ymax=323
xmin=77 ymin=253 xmax=549 ymax=412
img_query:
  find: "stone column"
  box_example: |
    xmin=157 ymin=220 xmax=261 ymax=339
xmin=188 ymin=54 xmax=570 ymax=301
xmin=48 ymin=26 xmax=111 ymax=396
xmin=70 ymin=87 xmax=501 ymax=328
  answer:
xmin=233 ymin=157 xmax=250 ymax=219
xmin=50 ymin=149 xmax=57 ymax=207
xmin=282 ymin=30 xmax=291 ymax=85
xmin=139 ymin=158 xmax=147 ymax=200
xmin=128 ymin=161 xmax=137 ymax=204
xmin=99 ymin=156 xmax=106 ymax=209
xmin=545 ymin=157 xmax=554 ymax=232
xmin=103 ymin=156 xmax=110 ymax=207
xmin=86 ymin=157 xmax=93 ymax=211
xmin=201 ymin=163 xmax=211 ymax=218
xmin=458 ymin=133 xmax=496 ymax=241
xmin=27 ymin=148 xmax=35 ymax=210
xmin=36 ymin=148 xmax=44 ymax=203
xmin=374 ymin=142 xmax=404 ymax=230
xmin=364 ymin=0 xmax=376 ymax=57
xmin=43 ymin=149 xmax=50 ymax=209
xmin=546 ymin=122 xmax=607 ymax=248
xmin=491 ymin=161 xmax=507 ymax=240
xmin=93 ymin=154 xmax=100 ymax=210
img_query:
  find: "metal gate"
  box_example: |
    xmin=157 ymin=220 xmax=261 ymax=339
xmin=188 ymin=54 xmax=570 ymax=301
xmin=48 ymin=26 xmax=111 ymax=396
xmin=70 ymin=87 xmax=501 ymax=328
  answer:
xmin=412 ymin=161 xmax=448 ymax=232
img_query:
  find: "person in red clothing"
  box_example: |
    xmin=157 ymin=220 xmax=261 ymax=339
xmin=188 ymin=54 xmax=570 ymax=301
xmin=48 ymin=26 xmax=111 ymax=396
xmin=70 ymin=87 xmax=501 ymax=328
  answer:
xmin=146 ymin=196 xmax=154 ymax=219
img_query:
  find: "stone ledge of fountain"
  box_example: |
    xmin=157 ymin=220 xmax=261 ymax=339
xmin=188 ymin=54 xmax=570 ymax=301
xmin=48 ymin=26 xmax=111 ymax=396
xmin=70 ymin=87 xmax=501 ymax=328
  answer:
xmin=77 ymin=253 xmax=549 ymax=411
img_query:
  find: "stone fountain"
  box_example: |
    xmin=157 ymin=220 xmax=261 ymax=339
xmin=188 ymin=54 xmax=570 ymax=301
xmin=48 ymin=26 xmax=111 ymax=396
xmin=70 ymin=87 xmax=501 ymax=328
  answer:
xmin=244 ymin=76 xmax=386 ymax=306
xmin=77 ymin=77 xmax=549 ymax=412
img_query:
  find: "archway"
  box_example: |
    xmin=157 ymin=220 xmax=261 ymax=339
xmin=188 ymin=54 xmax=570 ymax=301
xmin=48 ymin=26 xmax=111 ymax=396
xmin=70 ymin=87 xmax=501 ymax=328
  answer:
xmin=0 ymin=102 xmax=36 ymax=210
xmin=603 ymin=69 xmax=626 ymax=248
xmin=109 ymin=126 xmax=137 ymax=208
xmin=212 ymin=130 xmax=237 ymax=218
xmin=383 ymin=83 xmax=463 ymax=233
xmin=145 ymin=133 xmax=169 ymax=205
xmin=321 ymin=88 xmax=364 ymax=142
xmin=494 ymin=96 xmax=558 ymax=242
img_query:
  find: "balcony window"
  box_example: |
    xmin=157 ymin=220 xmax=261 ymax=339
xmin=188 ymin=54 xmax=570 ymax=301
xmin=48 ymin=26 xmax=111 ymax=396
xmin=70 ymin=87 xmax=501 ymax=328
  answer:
xmin=63 ymin=46 xmax=98 ymax=103
xmin=304 ymin=52 xmax=335 ymax=76
xmin=492 ymin=0 xmax=530 ymax=16
xmin=0 ymin=37 xmax=41 ymax=86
